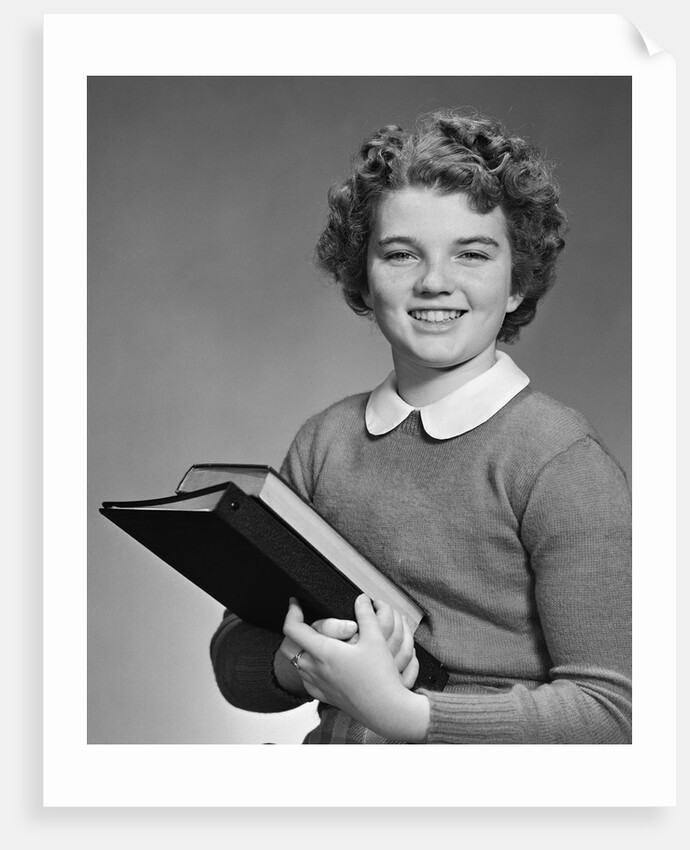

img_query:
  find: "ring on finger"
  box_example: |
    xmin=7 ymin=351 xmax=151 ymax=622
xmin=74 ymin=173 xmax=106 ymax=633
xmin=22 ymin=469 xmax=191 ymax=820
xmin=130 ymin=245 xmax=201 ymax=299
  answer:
xmin=290 ymin=650 xmax=305 ymax=671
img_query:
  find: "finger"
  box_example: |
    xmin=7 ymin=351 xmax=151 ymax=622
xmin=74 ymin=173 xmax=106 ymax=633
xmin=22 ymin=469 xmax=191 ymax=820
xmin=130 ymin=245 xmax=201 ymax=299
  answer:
xmin=372 ymin=600 xmax=395 ymax=639
xmin=394 ymin=617 xmax=415 ymax=672
xmin=311 ymin=617 xmax=358 ymax=640
xmin=283 ymin=598 xmax=330 ymax=655
xmin=389 ymin=610 xmax=405 ymax=655
xmin=400 ymin=652 xmax=420 ymax=690
xmin=353 ymin=594 xmax=386 ymax=641
xmin=373 ymin=600 xmax=404 ymax=653
xmin=284 ymin=596 xmax=305 ymax=627
xmin=278 ymin=635 xmax=302 ymax=662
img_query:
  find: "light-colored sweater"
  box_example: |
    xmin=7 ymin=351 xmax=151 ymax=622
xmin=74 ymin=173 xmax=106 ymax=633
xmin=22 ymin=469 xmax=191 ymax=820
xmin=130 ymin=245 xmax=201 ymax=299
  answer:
xmin=210 ymin=385 xmax=631 ymax=744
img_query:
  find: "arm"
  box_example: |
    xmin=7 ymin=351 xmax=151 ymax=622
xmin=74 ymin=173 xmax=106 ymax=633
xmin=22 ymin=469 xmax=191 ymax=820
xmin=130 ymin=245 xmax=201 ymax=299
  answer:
xmin=422 ymin=437 xmax=632 ymax=744
xmin=210 ymin=609 xmax=308 ymax=712
xmin=211 ymin=598 xmax=420 ymax=713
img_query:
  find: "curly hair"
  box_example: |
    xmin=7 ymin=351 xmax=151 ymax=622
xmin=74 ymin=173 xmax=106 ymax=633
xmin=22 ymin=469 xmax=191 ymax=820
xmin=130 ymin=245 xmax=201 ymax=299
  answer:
xmin=314 ymin=109 xmax=568 ymax=343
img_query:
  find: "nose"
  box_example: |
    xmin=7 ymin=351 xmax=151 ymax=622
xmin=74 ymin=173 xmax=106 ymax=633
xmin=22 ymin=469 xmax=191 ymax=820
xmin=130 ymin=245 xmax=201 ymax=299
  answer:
xmin=416 ymin=260 xmax=454 ymax=295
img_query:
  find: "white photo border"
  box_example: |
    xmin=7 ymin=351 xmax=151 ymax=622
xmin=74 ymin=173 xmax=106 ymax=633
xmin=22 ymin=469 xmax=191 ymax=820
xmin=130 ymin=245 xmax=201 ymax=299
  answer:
xmin=44 ymin=13 xmax=676 ymax=806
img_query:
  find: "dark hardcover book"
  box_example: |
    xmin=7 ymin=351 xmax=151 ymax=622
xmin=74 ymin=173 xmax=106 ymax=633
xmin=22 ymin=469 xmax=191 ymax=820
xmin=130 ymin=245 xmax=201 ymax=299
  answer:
xmin=101 ymin=465 xmax=448 ymax=691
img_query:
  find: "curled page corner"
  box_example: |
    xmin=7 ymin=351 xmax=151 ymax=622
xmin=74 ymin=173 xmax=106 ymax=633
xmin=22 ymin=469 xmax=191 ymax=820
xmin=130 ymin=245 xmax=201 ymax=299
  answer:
xmin=622 ymin=15 xmax=666 ymax=58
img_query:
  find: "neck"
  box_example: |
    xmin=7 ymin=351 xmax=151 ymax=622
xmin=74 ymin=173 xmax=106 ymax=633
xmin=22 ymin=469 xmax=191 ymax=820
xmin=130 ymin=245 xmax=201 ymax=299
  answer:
xmin=393 ymin=346 xmax=498 ymax=407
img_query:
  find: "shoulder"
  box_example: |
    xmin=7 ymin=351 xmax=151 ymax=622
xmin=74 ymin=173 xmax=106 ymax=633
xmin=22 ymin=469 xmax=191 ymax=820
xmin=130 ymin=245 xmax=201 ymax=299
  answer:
xmin=293 ymin=392 xmax=369 ymax=446
xmin=282 ymin=391 xmax=368 ymax=473
xmin=491 ymin=386 xmax=628 ymax=490
xmin=500 ymin=387 xmax=593 ymax=445
xmin=497 ymin=386 xmax=614 ymax=459
xmin=280 ymin=391 xmax=370 ymax=499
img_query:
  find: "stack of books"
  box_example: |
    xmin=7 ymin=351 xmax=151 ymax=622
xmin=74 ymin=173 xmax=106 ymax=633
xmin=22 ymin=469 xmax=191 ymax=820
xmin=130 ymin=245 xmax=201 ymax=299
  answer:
xmin=101 ymin=463 xmax=447 ymax=691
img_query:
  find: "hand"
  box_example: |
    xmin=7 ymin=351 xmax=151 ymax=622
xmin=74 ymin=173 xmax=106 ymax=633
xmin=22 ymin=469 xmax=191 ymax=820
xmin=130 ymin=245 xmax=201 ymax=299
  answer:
xmin=282 ymin=595 xmax=430 ymax=742
xmin=274 ymin=612 xmax=358 ymax=697
xmin=276 ymin=600 xmax=419 ymax=696
xmin=368 ymin=599 xmax=419 ymax=690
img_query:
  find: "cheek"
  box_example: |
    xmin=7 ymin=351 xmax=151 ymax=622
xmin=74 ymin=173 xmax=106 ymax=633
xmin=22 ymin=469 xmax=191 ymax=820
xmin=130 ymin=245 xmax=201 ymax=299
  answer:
xmin=369 ymin=297 xmax=407 ymax=339
xmin=367 ymin=280 xmax=400 ymax=314
xmin=370 ymin=301 xmax=397 ymax=331
xmin=469 ymin=272 xmax=513 ymax=312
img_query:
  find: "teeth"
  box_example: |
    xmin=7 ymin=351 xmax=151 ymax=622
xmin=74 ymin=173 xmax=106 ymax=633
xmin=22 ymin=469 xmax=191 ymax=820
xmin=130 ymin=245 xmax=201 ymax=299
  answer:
xmin=409 ymin=309 xmax=465 ymax=322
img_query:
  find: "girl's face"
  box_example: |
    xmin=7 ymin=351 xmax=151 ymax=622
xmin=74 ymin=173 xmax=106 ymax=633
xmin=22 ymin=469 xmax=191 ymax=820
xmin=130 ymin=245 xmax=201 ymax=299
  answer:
xmin=365 ymin=187 xmax=522 ymax=381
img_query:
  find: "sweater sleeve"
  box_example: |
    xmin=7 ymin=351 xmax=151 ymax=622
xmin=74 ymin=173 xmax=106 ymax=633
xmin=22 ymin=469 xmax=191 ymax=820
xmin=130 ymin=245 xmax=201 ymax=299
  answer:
xmin=421 ymin=436 xmax=632 ymax=744
xmin=208 ymin=426 xmax=316 ymax=713
xmin=209 ymin=609 xmax=308 ymax=712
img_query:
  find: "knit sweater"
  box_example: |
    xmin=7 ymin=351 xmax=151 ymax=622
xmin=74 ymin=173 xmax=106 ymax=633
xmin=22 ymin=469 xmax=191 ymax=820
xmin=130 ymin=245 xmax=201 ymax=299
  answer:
xmin=210 ymin=386 xmax=632 ymax=744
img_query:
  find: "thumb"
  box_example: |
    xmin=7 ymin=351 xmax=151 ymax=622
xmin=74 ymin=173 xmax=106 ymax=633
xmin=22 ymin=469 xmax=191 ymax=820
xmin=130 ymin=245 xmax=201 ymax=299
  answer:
xmin=284 ymin=597 xmax=305 ymax=629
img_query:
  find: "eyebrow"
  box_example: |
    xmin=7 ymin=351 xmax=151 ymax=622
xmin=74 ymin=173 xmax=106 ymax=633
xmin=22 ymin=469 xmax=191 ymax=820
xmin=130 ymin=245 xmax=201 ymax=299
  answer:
xmin=377 ymin=235 xmax=502 ymax=249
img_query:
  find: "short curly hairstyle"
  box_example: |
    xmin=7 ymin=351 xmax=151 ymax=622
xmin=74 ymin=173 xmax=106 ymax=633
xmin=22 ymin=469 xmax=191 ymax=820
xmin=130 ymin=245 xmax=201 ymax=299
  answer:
xmin=314 ymin=109 xmax=568 ymax=343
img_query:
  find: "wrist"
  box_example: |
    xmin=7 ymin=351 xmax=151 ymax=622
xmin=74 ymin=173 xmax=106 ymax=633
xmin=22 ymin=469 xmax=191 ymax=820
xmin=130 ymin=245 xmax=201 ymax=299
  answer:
xmin=398 ymin=690 xmax=431 ymax=743
xmin=369 ymin=687 xmax=430 ymax=743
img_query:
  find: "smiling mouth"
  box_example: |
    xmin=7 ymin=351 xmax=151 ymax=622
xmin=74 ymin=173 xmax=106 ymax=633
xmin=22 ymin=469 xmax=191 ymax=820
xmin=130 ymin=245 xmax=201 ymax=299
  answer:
xmin=408 ymin=309 xmax=467 ymax=323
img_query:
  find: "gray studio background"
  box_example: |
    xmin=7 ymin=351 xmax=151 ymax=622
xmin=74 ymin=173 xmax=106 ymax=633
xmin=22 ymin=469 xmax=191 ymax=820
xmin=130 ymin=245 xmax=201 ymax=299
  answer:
xmin=88 ymin=77 xmax=631 ymax=744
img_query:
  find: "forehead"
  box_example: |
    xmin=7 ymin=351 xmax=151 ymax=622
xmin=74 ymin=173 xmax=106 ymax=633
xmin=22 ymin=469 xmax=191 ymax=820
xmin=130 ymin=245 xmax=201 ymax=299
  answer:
xmin=372 ymin=187 xmax=508 ymax=241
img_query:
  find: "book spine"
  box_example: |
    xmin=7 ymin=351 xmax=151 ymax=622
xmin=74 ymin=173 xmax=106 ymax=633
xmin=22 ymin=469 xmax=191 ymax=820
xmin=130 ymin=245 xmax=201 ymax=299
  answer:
xmin=215 ymin=484 xmax=363 ymax=623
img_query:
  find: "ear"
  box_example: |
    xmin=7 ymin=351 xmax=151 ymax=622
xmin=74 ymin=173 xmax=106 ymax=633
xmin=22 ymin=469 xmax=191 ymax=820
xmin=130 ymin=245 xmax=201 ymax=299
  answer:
xmin=362 ymin=286 xmax=373 ymax=310
xmin=505 ymin=291 xmax=524 ymax=314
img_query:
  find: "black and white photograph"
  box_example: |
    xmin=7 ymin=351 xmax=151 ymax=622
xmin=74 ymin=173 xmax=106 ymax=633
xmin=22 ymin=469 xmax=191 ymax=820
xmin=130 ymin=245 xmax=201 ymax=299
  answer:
xmin=88 ymin=75 xmax=632 ymax=746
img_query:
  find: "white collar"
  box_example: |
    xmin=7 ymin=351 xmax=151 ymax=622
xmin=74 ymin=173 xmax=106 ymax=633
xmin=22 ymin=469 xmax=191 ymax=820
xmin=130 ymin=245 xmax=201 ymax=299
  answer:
xmin=365 ymin=351 xmax=530 ymax=440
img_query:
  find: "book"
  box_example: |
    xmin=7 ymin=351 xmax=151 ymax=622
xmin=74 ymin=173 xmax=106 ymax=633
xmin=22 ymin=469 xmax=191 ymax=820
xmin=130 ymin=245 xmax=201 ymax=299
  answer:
xmin=101 ymin=464 xmax=448 ymax=691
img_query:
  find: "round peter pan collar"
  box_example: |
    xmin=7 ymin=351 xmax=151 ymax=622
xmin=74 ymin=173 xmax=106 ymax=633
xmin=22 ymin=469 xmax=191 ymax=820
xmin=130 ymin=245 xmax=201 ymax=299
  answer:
xmin=365 ymin=351 xmax=530 ymax=439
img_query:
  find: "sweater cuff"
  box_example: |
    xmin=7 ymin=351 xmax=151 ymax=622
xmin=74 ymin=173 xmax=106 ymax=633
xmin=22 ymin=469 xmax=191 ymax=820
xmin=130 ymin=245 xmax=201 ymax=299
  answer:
xmin=421 ymin=688 xmax=525 ymax=744
xmin=211 ymin=618 xmax=307 ymax=713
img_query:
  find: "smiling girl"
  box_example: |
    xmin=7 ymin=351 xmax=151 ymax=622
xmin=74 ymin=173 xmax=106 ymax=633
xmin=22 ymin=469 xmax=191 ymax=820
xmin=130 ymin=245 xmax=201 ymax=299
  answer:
xmin=210 ymin=110 xmax=632 ymax=744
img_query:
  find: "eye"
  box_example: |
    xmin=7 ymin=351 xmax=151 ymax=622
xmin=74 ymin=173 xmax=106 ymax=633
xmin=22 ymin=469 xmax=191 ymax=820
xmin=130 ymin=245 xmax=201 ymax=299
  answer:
xmin=384 ymin=251 xmax=417 ymax=264
xmin=458 ymin=250 xmax=489 ymax=262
